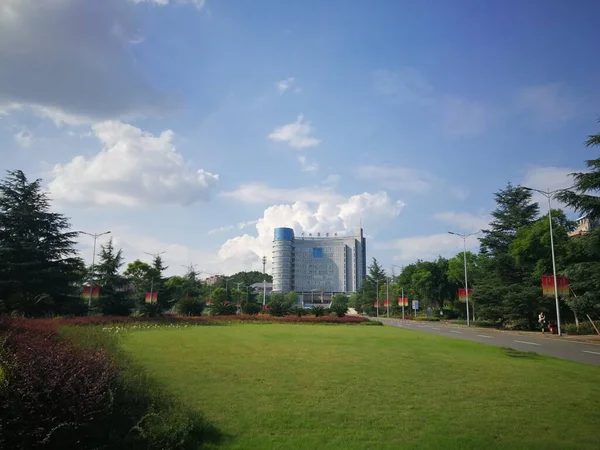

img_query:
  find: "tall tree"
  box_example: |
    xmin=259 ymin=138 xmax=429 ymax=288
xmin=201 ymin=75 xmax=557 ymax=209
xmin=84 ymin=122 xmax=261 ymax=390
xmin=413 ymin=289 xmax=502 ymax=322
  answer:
xmin=475 ymin=183 xmax=540 ymax=327
xmin=93 ymin=238 xmax=131 ymax=315
xmin=0 ymin=170 xmax=84 ymax=316
xmin=556 ymin=122 xmax=600 ymax=320
xmin=480 ymin=183 xmax=539 ymax=255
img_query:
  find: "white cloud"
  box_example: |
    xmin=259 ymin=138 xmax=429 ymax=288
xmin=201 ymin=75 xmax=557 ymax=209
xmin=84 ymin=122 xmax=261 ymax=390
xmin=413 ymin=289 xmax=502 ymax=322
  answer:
xmin=516 ymin=83 xmax=577 ymax=128
xmin=221 ymin=183 xmax=342 ymax=205
xmin=13 ymin=129 xmax=33 ymax=148
xmin=276 ymin=77 xmax=296 ymax=93
xmin=449 ymin=186 xmax=469 ymax=201
xmin=218 ymin=192 xmax=405 ymax=271
xmin=433 ymin=211 xmax=491 ymax=233
xmin=298 ymin=155 xmax=318 ymax=172
xmin=379 ymin=232 xmax=480 ymax=264
xmin=207 ymin=225 xmax=235 ymax=235
xmin=268 ymin=115 xmax=321 ymax=149
xmin=0 ymin=0 xmax=166 ymax=124
xmin=355 ymin=165 xmax=437 ymax=194
xmin=48 ymin=121 xmax=218 ymax=207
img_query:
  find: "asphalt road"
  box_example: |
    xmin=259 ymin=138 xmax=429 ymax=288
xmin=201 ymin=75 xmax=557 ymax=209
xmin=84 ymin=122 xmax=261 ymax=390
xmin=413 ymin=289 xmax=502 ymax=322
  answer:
xmin=375 ymin=318 xmax=600 ymax=366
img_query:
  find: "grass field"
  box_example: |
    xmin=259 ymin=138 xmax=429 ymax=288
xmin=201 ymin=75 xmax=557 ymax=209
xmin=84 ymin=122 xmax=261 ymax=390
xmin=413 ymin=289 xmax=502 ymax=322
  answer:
xmin=121 ymin=324 xmax=600 ymax=449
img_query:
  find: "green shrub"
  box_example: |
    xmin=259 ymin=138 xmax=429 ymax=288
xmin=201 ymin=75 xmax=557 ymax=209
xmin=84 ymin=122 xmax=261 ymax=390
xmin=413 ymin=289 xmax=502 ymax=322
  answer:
xmin=415 ymin=316 xmax=440 ymax=322
xmin=361 ymin=320 xmax=384 ymax=326
xmin=562 ymin=321 xmax=600 ymax=335
xmin=210 ymin=300 xmax=237 ymax=316
xmin=60 ymin=325 xmax=221 ymax=448
xmin=267 ymin=300 xmax=292 ymax=317
xmin=311 ymin=306 xmax=326 ymax=317
xmin=242 ymin=301 xmax=262 ymax=315
xmin=176 ymin=298 xmax=205 ymax=316
xmin=138 ymin=302 xmax=164 ymax=318
xmin=330 ymin=303 xmax=349 ymax=318
xmin=289 ymin=306 xmax=307 ymax=317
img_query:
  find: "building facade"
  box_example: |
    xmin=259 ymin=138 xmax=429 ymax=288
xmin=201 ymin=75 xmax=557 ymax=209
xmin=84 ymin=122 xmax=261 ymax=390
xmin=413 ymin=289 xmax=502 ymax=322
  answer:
xmin=272 ymin=227 xmax=367 ymax=300
xmin=568 ymin=214 xmax=599 ymax=237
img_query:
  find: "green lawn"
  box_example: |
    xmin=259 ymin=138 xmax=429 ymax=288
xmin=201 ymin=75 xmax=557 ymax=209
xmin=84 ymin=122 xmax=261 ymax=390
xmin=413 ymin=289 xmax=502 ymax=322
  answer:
xmin=121 ymin=324 xmax=600 ymax=449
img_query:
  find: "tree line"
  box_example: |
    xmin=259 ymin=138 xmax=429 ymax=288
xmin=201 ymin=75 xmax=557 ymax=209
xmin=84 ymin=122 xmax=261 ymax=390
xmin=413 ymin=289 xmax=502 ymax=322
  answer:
xmin=351 ymin=123 xmax=600 ymax=330
xmin=0 ymin=172 xmax=272 ymax=317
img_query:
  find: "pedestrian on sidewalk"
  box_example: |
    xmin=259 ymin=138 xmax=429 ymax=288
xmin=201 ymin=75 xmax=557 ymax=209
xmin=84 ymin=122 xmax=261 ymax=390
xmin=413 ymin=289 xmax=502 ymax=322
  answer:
xmin=538 ymin=311 xmax=547 ymax=335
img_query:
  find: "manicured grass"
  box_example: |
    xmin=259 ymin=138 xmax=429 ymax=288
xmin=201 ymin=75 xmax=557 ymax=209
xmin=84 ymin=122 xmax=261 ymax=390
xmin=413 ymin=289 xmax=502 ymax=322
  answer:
xmin=121 ymin=324 xmax=600 ymax=449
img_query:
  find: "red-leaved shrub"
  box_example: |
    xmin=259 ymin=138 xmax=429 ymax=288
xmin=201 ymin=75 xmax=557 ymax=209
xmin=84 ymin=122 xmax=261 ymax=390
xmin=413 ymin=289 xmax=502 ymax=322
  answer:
xmin=0 ymin=318 xmax=118 ymax=449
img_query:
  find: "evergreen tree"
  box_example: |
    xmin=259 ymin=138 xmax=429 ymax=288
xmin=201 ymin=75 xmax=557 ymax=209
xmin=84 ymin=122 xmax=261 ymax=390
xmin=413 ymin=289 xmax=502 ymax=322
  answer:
xmin=480 ymin=183 xmax=539 ymax=255
xmin=0 ymin=170 xmax=84 ymax=316
xmin=93 ymin=238 xmax=132 ymax=315
xmin=556 ymin=123 xmax=600 ymax=319
xmin=475 ymin=183 xmax=540 ymax=328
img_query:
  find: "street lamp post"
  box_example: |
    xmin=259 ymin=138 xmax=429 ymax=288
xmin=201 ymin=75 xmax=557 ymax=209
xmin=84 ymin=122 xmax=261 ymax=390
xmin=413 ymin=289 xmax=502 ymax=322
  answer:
xmin=448 ymin=231 xmax=480 ymax=327
xmin=376 ymin=279 xmax=380 ymax=317
xmin=386 ymin=276 xmax=390 ymax=318
xmin=78 ymin=230 xmax=111 ymax=310
xmin=521 ymin=186 xmax=573 ymax=337
xmin=392 ymin=264 xmax=404 ymax=319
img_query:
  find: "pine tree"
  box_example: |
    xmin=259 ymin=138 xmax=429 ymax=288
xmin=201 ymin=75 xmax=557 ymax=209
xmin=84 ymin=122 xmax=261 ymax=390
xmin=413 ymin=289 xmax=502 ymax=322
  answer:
xmin=556 ymin=123 xmax=600 ymax=318
xmin=475 ymin=183 xmax=540 ymax=328
xmin=480 ymin=182 xmax=540 ymax=255
xmin=93 ymin=237 xmax=132 ymax=315
xmin=0 ymin=170 xmax=84 ymax=316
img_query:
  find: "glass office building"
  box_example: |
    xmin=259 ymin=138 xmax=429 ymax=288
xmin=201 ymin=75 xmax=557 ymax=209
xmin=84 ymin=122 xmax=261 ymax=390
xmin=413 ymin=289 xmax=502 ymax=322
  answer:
xmin=272 ymin=227 xmax=367 ymax=301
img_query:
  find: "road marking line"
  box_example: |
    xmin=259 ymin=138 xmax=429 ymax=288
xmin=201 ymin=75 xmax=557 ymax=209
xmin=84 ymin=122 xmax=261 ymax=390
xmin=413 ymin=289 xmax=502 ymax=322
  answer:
xmin=431 ymin=327 xmax=440 ymax=330
xmin=450 ymin=330 xmax=461 ymax=334
xmin=515 ymin=340 xmax=540 ymax=346
xmin=477 ymin=334 xmax=493 ymax=339
xmin=582 ymin=350 xmax=600 ymax=356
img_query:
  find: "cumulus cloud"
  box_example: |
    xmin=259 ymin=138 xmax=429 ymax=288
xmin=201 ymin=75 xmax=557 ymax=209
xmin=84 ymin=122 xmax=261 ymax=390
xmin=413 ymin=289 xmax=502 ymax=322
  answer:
xmin=218 ymin=192 xmax=405 ymax=270
xmin=48 ymin=121 xmax=218 ymax=207
xmin=268 ymin=115 xmax=321 ymax=149
xmin=221 ymin=183 xmax=342 ymax=205
xmin=0 ymin=0 xmax=166 ymax=124
xmin=276 ymin=77 xmax=296 ymax=93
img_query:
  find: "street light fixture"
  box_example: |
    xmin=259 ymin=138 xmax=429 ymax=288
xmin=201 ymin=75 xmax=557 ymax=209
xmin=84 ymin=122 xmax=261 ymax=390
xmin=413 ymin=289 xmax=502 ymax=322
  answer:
xmin=520 ymin=185 xmax=574 ymax=337
xmin=78 ymin=230 xmax=111 ymax=310
xmin=448 ymin=230 xmax=481 ymax=326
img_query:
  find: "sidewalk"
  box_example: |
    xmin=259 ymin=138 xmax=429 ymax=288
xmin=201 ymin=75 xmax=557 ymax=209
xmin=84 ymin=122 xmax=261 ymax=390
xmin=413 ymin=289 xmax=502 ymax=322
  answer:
xmin=376 ymin=317 xmax=600 ymax=345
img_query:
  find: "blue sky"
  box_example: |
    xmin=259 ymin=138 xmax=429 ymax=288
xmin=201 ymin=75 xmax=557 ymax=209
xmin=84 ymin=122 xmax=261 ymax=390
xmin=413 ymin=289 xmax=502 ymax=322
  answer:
xmin=1 ymin=0 xmax=599 ymax=276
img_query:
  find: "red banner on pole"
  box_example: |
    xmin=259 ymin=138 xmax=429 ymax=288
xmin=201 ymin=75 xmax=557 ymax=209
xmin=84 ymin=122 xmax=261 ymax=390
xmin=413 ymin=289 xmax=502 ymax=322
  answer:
xmin=206 ymin=298 xmax=214 ymax=305
xmin=458 ymin=288 xmax=473 ymax=302
xmin=397 ymin=297 xmax=409 ymax=306
xmin=383 ymin=300 xmax=390 ymax=307
xmin=542 ymin=275 xmax=569 ymax=297
xmin=91 ymin=286 xmax=100 ymax=299
xmin=373 ymin=301 xmax=380 ymax=308
xmin=82 ymin=286 xmax=91 ymax=299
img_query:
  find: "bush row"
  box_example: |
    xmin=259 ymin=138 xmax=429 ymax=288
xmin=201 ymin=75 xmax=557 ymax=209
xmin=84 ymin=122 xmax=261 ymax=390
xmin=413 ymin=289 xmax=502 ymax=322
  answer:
xmin=0 ymin=317 xmax=219 ymax=449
